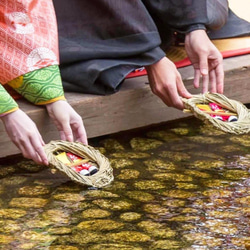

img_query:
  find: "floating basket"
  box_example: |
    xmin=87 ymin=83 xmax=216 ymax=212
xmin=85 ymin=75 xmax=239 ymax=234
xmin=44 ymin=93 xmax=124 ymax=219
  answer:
xmin=182 ymin=92 xmax=250 ymax=135
xmin=44 ymin=140 xmax=114 ymax=188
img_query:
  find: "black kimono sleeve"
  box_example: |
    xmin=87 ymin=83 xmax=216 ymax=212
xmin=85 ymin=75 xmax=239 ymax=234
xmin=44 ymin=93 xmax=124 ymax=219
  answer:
xmin=142 ymin=0 xmax=229 ymax=34
xmin=142 ymin=0 xmax=229 ymax=48
xmin=53 ymin=0 xmax=165 ymax=95
xmin=53 ymin=0 xmax=232 ymax=96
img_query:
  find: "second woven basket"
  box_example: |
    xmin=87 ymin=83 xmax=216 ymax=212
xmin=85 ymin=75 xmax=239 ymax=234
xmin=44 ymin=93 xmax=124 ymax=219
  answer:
xmin=182 ymin=92 xmax=250 ymax=135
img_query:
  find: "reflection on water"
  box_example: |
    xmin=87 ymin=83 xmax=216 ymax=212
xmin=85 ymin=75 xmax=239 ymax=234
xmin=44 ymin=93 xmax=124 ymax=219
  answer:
xmin=0 ymin=118 xmax=249 ymax=250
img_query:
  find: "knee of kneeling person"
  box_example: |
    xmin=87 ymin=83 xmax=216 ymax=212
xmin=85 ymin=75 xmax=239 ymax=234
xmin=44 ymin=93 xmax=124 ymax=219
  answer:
xmin=207 ymin=0 xmax=229 ymax=30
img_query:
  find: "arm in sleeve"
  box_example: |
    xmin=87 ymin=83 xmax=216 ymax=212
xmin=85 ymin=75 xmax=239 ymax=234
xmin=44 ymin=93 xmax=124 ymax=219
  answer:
xmin=0 ymin=84 xmax=19 ymax=116
xmin=142 ymin=0 xmax=229 ymax=33
xmin=7 ymin=65 xmax=66 ymax=105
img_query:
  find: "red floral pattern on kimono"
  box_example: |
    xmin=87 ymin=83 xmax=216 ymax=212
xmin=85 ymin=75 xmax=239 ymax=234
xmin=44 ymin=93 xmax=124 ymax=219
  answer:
xmin=0 ymin=0 xmax=59 ymax=84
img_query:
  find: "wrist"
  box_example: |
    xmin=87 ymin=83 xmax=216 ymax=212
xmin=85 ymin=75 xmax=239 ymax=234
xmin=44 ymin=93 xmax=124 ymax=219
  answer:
xmin=0 ymin=107 xmax=19 ymax=120
xmin=185 ymin=24 xmax=206 ymax=34
xmin=185 ymin=29 xmax=207 ymax=44
xmin=45 ymin=99 xmax=68 ymax=112
xmin=145 ymin=57 xmax=167 ymax=71
xmin=45 ymin=99 xmax=67 ymax=106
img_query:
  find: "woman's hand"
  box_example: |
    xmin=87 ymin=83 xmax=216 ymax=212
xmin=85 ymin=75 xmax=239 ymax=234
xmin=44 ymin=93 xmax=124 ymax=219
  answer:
xmin=145 ymin=57 xmax=192 ymax=110
xmin=185 ymin=29 xmax=224 ymax=94
xmin=1 ymin=109 xmax=48 ymax=165
xmin=46 ymin=100 xmax=88 ymax=145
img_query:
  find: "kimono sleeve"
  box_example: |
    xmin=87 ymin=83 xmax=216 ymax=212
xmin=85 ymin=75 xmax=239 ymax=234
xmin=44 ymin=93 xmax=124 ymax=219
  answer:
xmin=0 ymin=84 xmax=18 ymax=117
xmin=7 ymin=65 xmax=66 ymax=105
xmin=142 ymin=0 xmax=229 ymax=33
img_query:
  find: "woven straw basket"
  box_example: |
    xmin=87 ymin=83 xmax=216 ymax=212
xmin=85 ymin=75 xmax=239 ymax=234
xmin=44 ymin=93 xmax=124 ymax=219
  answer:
xmin=44 ymin=140 xmax=114 ymax=188
xmin=182 ymin=92 xmax=250 ymax=135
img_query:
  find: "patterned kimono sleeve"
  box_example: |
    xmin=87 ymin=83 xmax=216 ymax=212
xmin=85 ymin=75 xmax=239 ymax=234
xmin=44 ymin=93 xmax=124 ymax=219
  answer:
xmin=7 ymin=65 xmax=66 ymax=105
xmin=0 ymin=84 xmax=18 ymax=117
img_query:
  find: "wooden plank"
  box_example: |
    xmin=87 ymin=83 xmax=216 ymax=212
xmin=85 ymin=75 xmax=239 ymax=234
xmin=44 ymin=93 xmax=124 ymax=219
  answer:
xmin=0 ymin=55 xmax=250 ymax=158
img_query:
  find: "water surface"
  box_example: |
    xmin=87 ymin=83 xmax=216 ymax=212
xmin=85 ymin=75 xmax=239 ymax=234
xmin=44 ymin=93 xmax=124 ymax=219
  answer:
xmin=0 ymin=118 xmax=249 ymax=249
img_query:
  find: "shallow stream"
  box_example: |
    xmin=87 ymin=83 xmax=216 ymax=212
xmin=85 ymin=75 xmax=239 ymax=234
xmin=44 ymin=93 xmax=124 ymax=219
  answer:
xmin=0 ymin=118 xmax=249 ymax=249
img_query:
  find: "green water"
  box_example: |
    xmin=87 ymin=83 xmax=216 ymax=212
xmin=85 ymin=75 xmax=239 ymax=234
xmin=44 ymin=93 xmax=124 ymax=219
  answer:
xmin=0 ymin=118 xmax=249 ymax=250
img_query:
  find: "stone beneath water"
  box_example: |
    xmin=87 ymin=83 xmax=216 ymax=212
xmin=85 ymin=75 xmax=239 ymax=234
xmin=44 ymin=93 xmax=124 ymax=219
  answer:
xmin=120 ymin=212 xmax=142 ymax=221
xmin=48 ymin=227 xmax=72 ymax=235
xmin=0 ymin=234 xmax=14 ymax=244
xmin=146 ymin=130 xmax=181 ymax=142
xmin=81 ymin=209 xmax=111 ymax=219
xmin=42 ymin=209 xmax=70 ymax=224
xmin=223 ymin=169 xmax=250 ymax=180
xmin=130 ymin=137 xmax=163 ymax=151
xmin=229 ymin=134 xmax=250 ymax=147
xmin=9 ymin=198 xmax=48 ymax=208
xmin=101 ymin=138 xmax=125 ymax=152
xmin=188 ymin=136 xmax=225 ymax=144
xmin=0 ymin=166 xmax=16 ymax=177
xmin=110 ymin=158 xmax=134 ymax=169
xmin=52 ymin=193 xmax=85 ymax=202
xmin=134 ymin=180 xmax=166 ymax=190
xmin=138 ymin=220 xmax=176 ymax=238
xmin=0 ymin=118 xmax=250 ymax=249
xmin=0 ymin=220 xmax=21 ymax=233
xmin=170 ymin=127 xmax=190 ymax=136
xmin=125 ymin=191 xmax=155 ymax=202
xmin=0 ymin=208 xmax=26 ymax=219
xmin=192 ymin=159 xmax=225 ymax=169
xmin=117 ymin=169 xmax=140 ymax=180
xmin=88 ymin=244 xmax=142 ymax=250
xmin=143 ymin=204 xmax=169 ymax=216
xmin=18 ymin=185 xmax=51 ymax=196
xmin=162 ymin=190 xmax=196 ymax=199
xmin=153 ymin=173 xmax=193 ymax=182
xmin=48 ymin=246 xmax=78 ymax=250
xmin=150 ymin=240 xmax=182 ymax=249
xmin=111 ymin=151 xmax=150 ymax=159
xmin=106 ymin=231 xmax=151 ymax=242
xmin=83 ymin=190 xmax=119 ymax=198
xmin=143 ymin=159 xmax=176 ymax=171
xmin=77 ymin=219 xmax=124 ymax=231
xmin=1 ymin=176 xmax=28 ymax=186
xmin=92 ymin=199 xmax=133 ymax=211
xmin=159 ymin=151 xmax=190 ymax=161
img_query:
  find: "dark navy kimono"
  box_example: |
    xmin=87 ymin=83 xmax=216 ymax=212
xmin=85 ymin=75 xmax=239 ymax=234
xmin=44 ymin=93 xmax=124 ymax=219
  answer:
xmin=52 ymin=0 xmax=249 ymax=95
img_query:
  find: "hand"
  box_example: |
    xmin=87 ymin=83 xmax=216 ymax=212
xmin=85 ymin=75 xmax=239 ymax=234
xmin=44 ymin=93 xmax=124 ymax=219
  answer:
xmin=1 ymin=109 xmax=48 ymax=165
xmin=46 ymin=100 xmax=88 ymax=145
xmin=185 ymin=29 xmax=224 ymax=93
xmin=145 ymin=57 xmax=192 ymax=110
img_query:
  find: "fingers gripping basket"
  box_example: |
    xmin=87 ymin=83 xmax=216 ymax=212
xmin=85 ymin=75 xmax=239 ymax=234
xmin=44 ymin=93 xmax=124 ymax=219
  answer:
xmin=182 ymin=92 xmax=250 ymax=135
xmin=44 ymin=140 xmax=114 ymax=188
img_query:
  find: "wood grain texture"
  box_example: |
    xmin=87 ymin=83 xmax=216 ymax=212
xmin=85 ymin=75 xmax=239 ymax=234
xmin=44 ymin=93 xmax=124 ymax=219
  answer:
xmin=1 ymin=55 xmax=250 ymax=158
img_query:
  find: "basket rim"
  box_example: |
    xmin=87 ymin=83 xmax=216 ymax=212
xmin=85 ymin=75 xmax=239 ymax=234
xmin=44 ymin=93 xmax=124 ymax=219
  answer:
xmin=44 ymin=140 xmax=114 ymax=188
xmin=182 ymin=92 xmax=250 ymax=135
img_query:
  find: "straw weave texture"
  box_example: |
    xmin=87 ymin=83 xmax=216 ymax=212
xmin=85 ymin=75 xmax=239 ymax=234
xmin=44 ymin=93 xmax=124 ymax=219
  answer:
xmin=44 ymin=140 xmax=113 ymax=188
xmin=183 ymin=93 xmax=250 ymax=135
